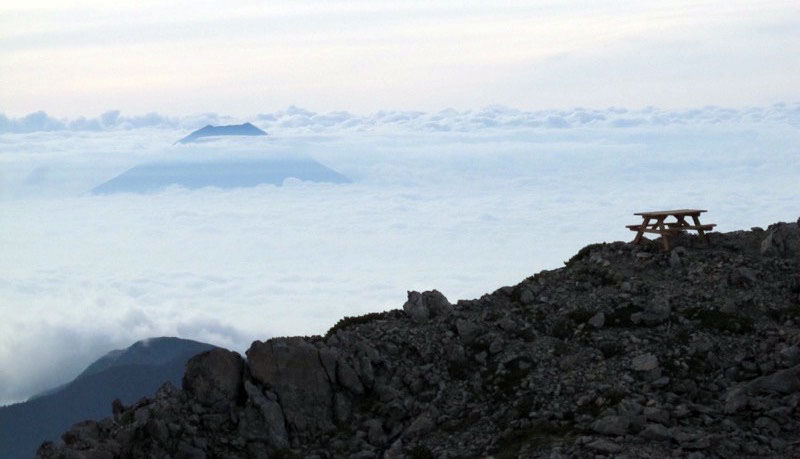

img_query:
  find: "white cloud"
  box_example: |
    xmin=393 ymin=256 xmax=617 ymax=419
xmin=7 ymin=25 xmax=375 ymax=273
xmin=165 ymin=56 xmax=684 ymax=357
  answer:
xmin=0 ymin=104 xmax=798 ymax=404
xmin=1 ymin=103 xmax=799 ymax=136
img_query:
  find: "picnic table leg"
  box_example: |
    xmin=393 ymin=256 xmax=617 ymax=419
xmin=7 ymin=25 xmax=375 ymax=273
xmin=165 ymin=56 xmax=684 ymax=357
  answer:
xmin=656 ymin=216 xmax=671 ymax=251
xmin=691 ymin=215 xmax=709 ymax=244
xmin=633 ymin=217 xmax=650 ymax=244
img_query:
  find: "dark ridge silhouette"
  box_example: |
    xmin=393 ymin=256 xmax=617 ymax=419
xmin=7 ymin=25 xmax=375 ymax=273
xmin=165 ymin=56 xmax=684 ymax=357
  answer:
xmin=0 ymin=337 xmax=215 ymax=459
xmin=175 ymin=123 xmax=267 ymax=144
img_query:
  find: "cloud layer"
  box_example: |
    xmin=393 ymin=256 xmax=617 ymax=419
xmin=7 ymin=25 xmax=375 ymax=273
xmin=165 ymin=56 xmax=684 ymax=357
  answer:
xmin=0 ymin=104 xmax=798 ymax=404
xmin=2 ymin=103 xmax=799 ymax=135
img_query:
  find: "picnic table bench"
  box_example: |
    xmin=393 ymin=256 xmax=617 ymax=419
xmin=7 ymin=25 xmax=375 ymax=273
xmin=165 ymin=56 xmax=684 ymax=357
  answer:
xmin=628 ymin=209 xmax=716 ymax=251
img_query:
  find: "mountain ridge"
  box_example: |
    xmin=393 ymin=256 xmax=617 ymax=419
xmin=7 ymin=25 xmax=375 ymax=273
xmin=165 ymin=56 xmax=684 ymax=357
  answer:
xmin=0 ymin=337 xmax=215 ymax=459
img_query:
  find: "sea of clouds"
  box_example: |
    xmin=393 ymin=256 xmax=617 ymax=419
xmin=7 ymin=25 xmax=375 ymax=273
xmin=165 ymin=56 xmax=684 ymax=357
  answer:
xmin=1 ymin=104 xmax=798 ymax=405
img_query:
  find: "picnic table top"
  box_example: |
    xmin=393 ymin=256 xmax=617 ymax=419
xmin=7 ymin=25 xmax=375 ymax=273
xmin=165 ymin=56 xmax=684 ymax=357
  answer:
xmin=634 ymin=209 xmax=706 ymax=217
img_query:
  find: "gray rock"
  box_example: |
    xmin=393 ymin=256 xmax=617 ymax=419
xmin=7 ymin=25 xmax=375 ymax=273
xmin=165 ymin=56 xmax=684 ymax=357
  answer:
xmin=729 ymin=266 xmax=758 ymax=287
xmin=753 ymin=364 xmax=800 ymax=394
xmin=178 ymin=444 xmax=207 ymax=459
xmin=617 ymin=399 xmax=643 ymax=417
xmin=318 ymin=347 xmax=338 ymax=383
xmin=445 ymin=342 xmax=467 ymax=364
xmin=755 ymin=416 xmax=781 ymax=436
xmin=182 ymin=348 xmax=244 ymax=408
xmin=673 ymin=404 xmax=691 ymax=419
xmin=760 ymin=222 xmax=799 ymax=258
xmin=403 ymin=293 xmax=430 ymax=322
xmin=591 ymin=415 xmax=630 ymax=436
xmin=365 ymin=418 xmax=386 ymax=446
xmin=586 ymin=438 xmax=622 ymax=453
xmin=669 ymin=250 xmax=682 ymax=268
xmin=133 ymin=406 xmax=149 ymax=425
xmin=357 ymin=355 xmax=375 ymax=389
xmin=403 ymin=290 xmax=452 ymax=322
xmin=724 ymin=387 xmax=749 ymax=414
xmin=246 ymin=338 xmax=334 ymax=437
xmin=456 ymin=318 xmax=481 ymax=345
xmin=404 ymin=413 xmax=435 ymax=437
xmin=631 ymin=353 xmax=659 ymax=372
xmin=384 ymin=439 xmax=404 ymax=459
xmin=489 ymin=338 xmax=503 ymax=354
xmin=519 ymin=288 xmax=535 ymax=305
xmin=631 ymin=297 xmax=671 ymax=325
xmin=780 ymin=345 xmax=800 ymax=367
xmin=672 ymin=428 xmax=701 ymax=445
xmin=588 ymin=312 xmax=605 ymax=328
xmin=334 ymin=392 xmax=352 ymax=423
xmin=643 ymin=406 xmax=669 ymax=425
xmin=641 ymin=423 xmax=672 ymax=441
xmin=337 ymin=358 xmax=365 ymax=395
xmin=243 ymin=380 xmax=288 ymax=448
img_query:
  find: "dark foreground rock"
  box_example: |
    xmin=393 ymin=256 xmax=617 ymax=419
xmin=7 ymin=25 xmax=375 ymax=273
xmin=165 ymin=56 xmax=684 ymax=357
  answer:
xmin=38 ymin=221 xmax=800 ymax=458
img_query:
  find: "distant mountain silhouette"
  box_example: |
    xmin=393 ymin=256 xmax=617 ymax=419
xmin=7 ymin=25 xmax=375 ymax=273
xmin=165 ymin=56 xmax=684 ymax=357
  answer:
xmin=176 ymin=122 xmax=267 ymax=144
xmin=91 ymin=157 xmax=350 ymax=194
xmin=0 ymin=337 xmax=215 ymax=459
xmin=91 ymin=124 xmax=350 ymax=194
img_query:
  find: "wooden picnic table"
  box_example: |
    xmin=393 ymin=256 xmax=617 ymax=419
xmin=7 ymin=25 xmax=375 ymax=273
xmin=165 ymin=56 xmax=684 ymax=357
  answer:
xmin=627 ymin=209 xmax=716 ymax=251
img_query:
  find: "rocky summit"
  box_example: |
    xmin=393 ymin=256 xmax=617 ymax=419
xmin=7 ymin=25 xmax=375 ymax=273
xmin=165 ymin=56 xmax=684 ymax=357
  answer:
xmin=38 ymin=220 xmax=800 ymax=458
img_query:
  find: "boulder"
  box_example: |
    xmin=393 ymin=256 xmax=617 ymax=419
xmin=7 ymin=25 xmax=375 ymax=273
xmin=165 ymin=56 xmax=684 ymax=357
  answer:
xmin=631 ymin=297 xmax=671 ymax=325
xmin=752 ymin=364 xmax=800 ymax=394
xmin=641 ymin=423 xmax=672 ymax=441
xmin=591 ymin=415 xmax=629 ymax=436
xmin=404 ymin=412 xmax=435 ymax=437
xmin=456 ymin=318 xmax=481 ymax=345
xmin=587 ymin=438 xmax=622 ymax=453
xmin=403 ymin=290 xmax=452 ymax=322
xmin=631 ymin=353 xmax=659 ymax=372
xmin=182 ymin=348 xmax=244 ymax=408
xmin=760 ymin=221 xmax=799 ymax=258
xmin=588 ymin=312 xmax=605 ymax=328
xmin=246 ymin=338 xmax=335 ymax=438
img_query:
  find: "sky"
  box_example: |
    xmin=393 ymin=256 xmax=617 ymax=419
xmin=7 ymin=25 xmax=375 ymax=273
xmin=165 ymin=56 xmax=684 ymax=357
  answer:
xmin=0 ymin=1 xmax=799 ymax=405
xmin=1 ymin=0 xmax=799 ymax=116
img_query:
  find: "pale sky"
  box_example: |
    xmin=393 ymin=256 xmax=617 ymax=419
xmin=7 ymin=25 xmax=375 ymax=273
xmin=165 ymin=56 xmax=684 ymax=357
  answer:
xmin=1 ymin=0 xmax=798 ymax=117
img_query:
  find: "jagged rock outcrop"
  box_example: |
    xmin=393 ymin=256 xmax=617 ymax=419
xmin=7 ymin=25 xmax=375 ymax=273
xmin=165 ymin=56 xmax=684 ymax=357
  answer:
xmin=402 ymin=290 xmax=452 ymax=322
xmin=760 ymin=219 xmax=800 ymax=258
xmin=38 ymin=221 xmax=800 ymax=458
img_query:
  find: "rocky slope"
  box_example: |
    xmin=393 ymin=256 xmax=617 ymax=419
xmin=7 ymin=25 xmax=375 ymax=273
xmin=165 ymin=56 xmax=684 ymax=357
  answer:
xmin=38 ymin=220 xmax=800 ymax=458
